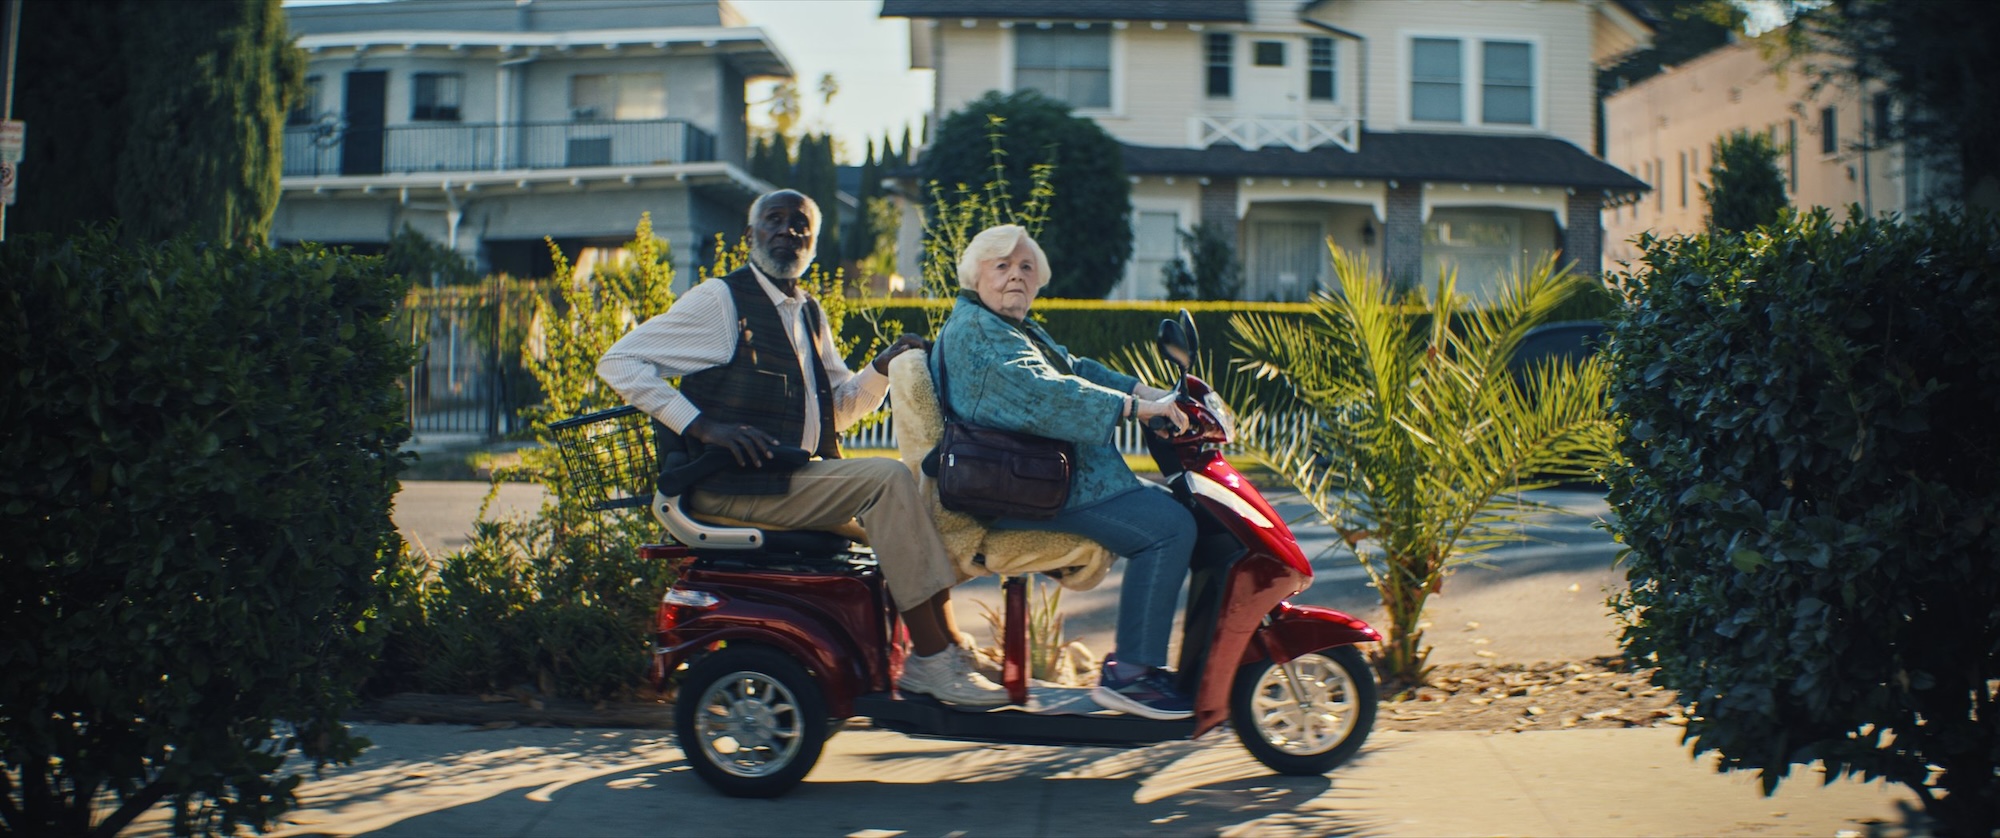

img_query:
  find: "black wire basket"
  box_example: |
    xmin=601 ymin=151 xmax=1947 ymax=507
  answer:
xmin=547 ymin=405 xmax=656 ymax=511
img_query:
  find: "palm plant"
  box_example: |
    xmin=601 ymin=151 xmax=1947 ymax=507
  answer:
xmin=1227 ymin=249 xmax=1617 ymax=682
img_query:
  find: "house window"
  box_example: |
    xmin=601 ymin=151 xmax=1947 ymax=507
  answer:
xmin=411 ymin=72 xmax=462 ymax=121
xmin=1820 ymin=106 xmax=1838 ymax=155
xmin=1130 ymin=211 xmax=1180 ymax=300
xmin=1016 ymin=26 xmax=1112 ymax=110
xmin=1308 ymin=37 xmax=1335 ymax=101
xmin=1422 ymin=211 xmax=1522 ymax=298
xmin=1679 ymin=151 xmax=1688 ymax=208
xmin=1254 ymin=41 xmax=1285 ymax=67
xmin=1411 ymin=38 xmax=1462 ymax=122
xmin=1206 ymin=33 xmax=1232 ymax=97
xmin=1787 ymin=119 xmax=1798 ymax=191
xmin=1480 ymin=41 xmax=1533 ymax=125
xmin=570 ymin=73 xmax=667 ymax=121
xmin=288 ymin=75 xmax=321 ymax=126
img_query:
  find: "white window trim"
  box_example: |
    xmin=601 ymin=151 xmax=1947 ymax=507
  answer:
xmin=999 ymin=22 xmax=1125 ymax=117
xmin=1398 ymin=30 xmax=1545 ymax=132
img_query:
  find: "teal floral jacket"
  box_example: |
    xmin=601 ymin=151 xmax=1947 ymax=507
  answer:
xmin=932 ymin=296 xmax=1147 ymax=510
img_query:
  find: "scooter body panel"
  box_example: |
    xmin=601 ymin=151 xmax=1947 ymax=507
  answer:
xmin=1253 ymin=602 xmax=1383 ymax=666
xmin=656 ymin=558 xmax=895 ymax=717
xmin=1180 ymin=453 xmax=1322 ymax=736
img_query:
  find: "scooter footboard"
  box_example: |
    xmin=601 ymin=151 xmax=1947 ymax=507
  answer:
xmin=1251 ymin=602 xmax=1382 ymax=666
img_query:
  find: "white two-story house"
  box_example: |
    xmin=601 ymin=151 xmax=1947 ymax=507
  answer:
xmin=881 ymin=0 xmax=1654 ymax=300
xmin=276 ymin=0 xmax=789 ymax=282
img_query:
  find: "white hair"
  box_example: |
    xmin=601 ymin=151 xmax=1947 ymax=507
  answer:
xmin=956 ymin=224 xmax=1051 ymax=291
xmin=746 ymin=189 xmax=820 ymax=226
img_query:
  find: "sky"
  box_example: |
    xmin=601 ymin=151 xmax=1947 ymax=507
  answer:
xmin=729 ymin=1 xmax=934 ymax=163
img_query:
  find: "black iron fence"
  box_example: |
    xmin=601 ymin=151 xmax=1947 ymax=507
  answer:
xmin=399 ymin=281 xmax=544 ymax=440
xmin=285 ymin=118 xmax=718 ymax=178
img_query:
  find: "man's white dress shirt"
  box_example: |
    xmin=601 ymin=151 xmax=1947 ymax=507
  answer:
xmin=596 ymin=265 xmax=889 ymax=449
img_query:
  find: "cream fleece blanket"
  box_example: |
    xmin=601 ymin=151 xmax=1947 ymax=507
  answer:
xmin=886 ymin=350 xmax=1114 ymax=591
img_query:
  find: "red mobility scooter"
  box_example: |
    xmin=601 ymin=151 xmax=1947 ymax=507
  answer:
xmin=551 ymin=313 xmax=1380 ymax=798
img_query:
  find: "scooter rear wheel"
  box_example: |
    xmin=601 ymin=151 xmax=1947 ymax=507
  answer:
xmin=1231 ymin=645 xmax=1376 ymax=775
xmin=674 ymin=645 xmax=829 ymax=798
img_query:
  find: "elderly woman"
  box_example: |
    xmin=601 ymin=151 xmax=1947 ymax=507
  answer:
xmin=932 ymin=224 xmax=1197 ymax=720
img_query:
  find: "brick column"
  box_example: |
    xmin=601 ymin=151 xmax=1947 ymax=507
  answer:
xmin=1383 ymin=181 xmax=1425 ymax=288
xmin=1198 ymin=176 xmax=1239 ymax=250
xmin=1561 ymin=191 xmax=1605 ymax=278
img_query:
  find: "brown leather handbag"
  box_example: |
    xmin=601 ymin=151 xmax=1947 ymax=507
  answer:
xmin=922 ymin=336 xmax=1074 ymax=520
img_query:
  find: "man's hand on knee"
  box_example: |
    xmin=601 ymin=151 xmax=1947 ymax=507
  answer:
xmin=686 ymin=416 xmax=782 ymax=468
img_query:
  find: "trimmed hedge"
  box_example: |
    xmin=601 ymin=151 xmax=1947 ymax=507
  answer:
xmin=0 ymin=230 xmax=411 ymax=835
xmin=1606 ymin=208 xmax=2000 ymax=835
xmin=846 ymin=298 xmax=1317 ymax=375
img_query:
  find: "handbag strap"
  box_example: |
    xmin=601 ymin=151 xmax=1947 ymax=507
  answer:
xmin=932 ymin=320 xmax=964 ymax=423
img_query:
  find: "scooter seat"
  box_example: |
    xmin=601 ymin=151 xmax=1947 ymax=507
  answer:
xmin=651 ymin=491 xmax=857 ymax=557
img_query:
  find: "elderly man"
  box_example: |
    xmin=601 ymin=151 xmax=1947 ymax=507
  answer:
xmin=597 ymin=189 xmax=1003 ymax=706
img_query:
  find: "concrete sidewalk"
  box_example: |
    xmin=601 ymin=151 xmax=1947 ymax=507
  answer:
xmin=129 ymin=722 xmax=1920 ymax=837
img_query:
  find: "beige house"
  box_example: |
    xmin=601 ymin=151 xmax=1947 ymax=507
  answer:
xmin=882 ymin=0 xmax=1652 ymax=301
xmin=1601 ymin=36 xmax=1940 ymax=267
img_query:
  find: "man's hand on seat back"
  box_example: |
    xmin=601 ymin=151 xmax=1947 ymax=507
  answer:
xmin=686 ymin=415 xmax=782 ymax=468
xmin=871 ymin=333 xmax=931 ymax=375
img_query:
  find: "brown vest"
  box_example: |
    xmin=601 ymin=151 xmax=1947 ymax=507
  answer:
xmin=666 ymin=269 xmax=840 ymax=495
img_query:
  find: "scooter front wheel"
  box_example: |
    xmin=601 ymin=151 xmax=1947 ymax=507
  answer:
xmin=1231 ymin=645 xmax=1377 ymax=775
xmin=674 ymin=645 xmax=829 ymax=798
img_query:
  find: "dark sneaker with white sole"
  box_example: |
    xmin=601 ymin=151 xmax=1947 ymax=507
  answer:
xmin=1092 ymin=662 xmax=1194 ymax=720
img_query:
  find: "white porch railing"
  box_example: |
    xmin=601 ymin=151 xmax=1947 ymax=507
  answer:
xmin=1190 ymin=114 xmax=1360 ymax=153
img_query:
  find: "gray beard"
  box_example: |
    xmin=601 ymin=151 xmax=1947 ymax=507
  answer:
xmin=749 ymin=245 xmax=813 ymax=281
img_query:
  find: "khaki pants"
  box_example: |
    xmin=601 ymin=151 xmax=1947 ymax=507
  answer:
xmin=689 ymin=457 xmax=956 ymax=612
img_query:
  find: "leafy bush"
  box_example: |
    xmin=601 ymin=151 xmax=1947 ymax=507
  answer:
xmin=0 ymin=229 xmax=409 ymax=836
xmin=375 ymin=217 xmax=885 ymax=701
xmin=1162 ymin=223 xmax=1243 ymax=301
xmin=1606 ymin=208 xmax=2000 ymax=835
xmin=1701 ymin=129 xmax=1788 ymax=234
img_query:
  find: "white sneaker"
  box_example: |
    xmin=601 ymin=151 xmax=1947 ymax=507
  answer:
xmin=898 ymin=646 xmax=1009 ymax=706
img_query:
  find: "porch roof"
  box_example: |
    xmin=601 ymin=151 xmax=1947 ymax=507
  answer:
xmin=1122 ymin=132 xmax=1650 ymax=194
xmin=879 ymin=0 xmax=1248 ymax=22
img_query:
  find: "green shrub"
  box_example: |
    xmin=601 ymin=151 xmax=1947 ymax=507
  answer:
xmin=0 ymin=229 xmax=410 ymax=836
xmin=846 ymin=298 xmax=1316 ymax=376
xmin=1606 ymin=208 xmax=2000 ymax=835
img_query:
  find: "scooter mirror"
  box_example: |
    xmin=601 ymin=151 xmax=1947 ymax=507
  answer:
xmin=1156 ymin=318 xmax=1193 ymax=372
xmin=1177 ymin=309 xmax=1200 ymax=361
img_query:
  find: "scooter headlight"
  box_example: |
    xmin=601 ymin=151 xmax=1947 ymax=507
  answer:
xmin=1203 ymin=390 xmax=1236 ymax=443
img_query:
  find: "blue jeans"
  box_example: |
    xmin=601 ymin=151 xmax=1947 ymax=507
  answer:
xmin=991 ymin=484 xmax=1196 ymax=669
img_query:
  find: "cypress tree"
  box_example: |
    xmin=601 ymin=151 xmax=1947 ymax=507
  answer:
xmin=846 ymin=138 xmax=880 ymax=262
xmin=791 ymin=133 xmax=840 ymax=271
xmin=14 ymin=0 xmax=302 ymax=246
xmin=1701 ymin=129 xmax=1789 ymax=234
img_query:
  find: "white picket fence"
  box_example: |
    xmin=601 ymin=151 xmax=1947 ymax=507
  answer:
xmin=841 ymin=409 xmax=1315 ymax=457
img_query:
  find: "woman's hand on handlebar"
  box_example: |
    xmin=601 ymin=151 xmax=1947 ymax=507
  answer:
xmin=1136 ymin=397 xmax=1189 ymax=437
xmin=685 ymin=415 xmax=782 ymax=468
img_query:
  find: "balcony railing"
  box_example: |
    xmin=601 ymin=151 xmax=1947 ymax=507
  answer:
xmin=282 ymin=118 xmax=718 ymax=178
xmin=1191 ymin=114 xmax=1359 ymax=153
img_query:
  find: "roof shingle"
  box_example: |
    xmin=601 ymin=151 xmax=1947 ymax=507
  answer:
xmin=1121 ymin=133 xmax=1649 ymax=193
xmin=878 ymin=0 xmax=1248 ymax=23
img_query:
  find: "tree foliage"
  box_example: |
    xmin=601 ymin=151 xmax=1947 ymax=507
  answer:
xmin=0 ymin=230 xmax=410 ymax=836
xmin=12 ymin=0 xmax=303 ymax=245
xmin=1606 ymin=209 xmax=2000 ymax=836
xmin=1162 ymin=222 xmax=1243 ymax=301
xmin=1788 ymin=0 xmax=2000 ymax=207
xmin=922 ymin=91 xmax=1130 ymax=298
xmin=915 ymin=115 xmax=1054 ymax=334
xmin=1701 ymin=129 xmax=1789 ymax=234
xmin=1228 ymin=253 xmax=1617 ymax=680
